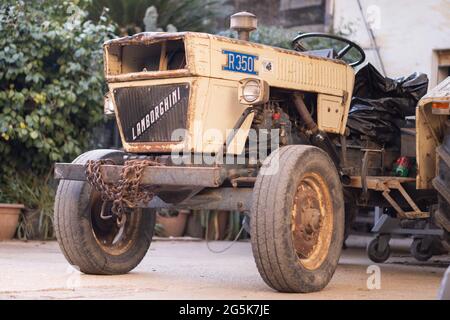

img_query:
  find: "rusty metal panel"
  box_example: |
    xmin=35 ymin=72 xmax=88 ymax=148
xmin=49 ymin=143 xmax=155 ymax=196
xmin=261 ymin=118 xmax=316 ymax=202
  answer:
xmin=113 ymin=83 xmax=190 ymax=143
xmin=54 ymin=163 xmax=225 ymax=187
xmin=317 ymin=94 xmax=344 ymax=133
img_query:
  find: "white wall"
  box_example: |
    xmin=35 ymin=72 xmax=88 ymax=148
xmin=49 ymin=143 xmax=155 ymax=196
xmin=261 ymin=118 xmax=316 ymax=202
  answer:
xmin=332 ymin=0 xmax=450 ymax=86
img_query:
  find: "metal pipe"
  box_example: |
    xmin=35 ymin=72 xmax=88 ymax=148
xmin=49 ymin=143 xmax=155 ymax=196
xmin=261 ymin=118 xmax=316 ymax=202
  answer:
xmin=230 ymin=12 xmax=257 ymax=41
xmin=292 ymin=93 xmax=342 ymax=169
xmin=146 ymin=188 xmax=253 ymax=212
xmin=356 ymin=0 xmax=386 ymax=76
xmin=292 ymin=93 xmax=319 ymax=133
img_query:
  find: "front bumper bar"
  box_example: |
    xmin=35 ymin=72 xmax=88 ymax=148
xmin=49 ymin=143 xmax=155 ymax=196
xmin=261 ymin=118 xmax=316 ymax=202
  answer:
xmin=54 ymin=163 xmax=252 ymax=212
xmin=54 ymin=163 xmax=226 ymax=187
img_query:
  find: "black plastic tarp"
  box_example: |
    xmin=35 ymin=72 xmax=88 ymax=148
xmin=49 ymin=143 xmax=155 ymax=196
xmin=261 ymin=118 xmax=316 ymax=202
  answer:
xmin=347 ymin=63 xmax=428 ymax=145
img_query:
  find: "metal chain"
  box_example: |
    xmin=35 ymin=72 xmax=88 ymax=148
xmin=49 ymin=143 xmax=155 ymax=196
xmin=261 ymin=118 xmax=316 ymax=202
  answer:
xmin=85 ymin=159 xmax=161 ymax=226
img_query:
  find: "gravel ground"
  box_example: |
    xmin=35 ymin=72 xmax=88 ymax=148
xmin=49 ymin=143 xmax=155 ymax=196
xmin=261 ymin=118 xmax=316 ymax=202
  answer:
xmin=0 ymin=235 xmax=448 ymax=300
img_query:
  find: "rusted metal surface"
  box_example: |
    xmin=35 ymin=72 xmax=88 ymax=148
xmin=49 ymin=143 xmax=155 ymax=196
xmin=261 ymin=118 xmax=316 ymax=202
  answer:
xmin=106 ymin=69 xmax=191 ymax=83
xmin=55 ymin=163 xmax=225 ymax=187
xmin=85 ymin=159 xmax=160 ymax=225
xmin=104 ymin=32 xmax=198 ymax=46
xmin=104 ymin=31 xmax=347 ymax=66
xmin=118 ymin=141 xmax=183 ymax=153
xmin=147 ymin=188 xmax=252 ymax=212
xmin=291 ymin=172 xmax=333 ymax=271
xmin=345 ymin=176 xmax=416 ymax=189
xmin=230 ymin=176 xmax=257 ymax=187
xmin=89 ymin=190 xmax=141 ymax=251
xmin=293 ymin=93 xmax=319 ymax=133
xmin=346 ymin=176 xmax=429 ymax=219
xmin=293 ymin=93 xmax=341 ymax=167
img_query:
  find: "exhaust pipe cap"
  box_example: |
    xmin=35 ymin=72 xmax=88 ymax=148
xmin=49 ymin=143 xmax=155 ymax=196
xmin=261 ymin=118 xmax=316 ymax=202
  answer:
xmin=230 ymin=11 xmax=257 ymax=41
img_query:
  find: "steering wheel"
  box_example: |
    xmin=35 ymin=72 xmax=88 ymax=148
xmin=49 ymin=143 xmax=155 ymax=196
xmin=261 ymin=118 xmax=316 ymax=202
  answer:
xmin=292 ymin=32 xmax=366 ymax=67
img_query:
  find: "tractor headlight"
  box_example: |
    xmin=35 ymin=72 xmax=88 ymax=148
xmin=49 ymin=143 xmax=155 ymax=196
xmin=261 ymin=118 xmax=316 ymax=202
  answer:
xmin=104 ymin=92 xmax=115 ymax=118
xmin=238 ymin=78 xmax=269 ymax=105
xmin=242 ymin=80 xmax=260 ymax=102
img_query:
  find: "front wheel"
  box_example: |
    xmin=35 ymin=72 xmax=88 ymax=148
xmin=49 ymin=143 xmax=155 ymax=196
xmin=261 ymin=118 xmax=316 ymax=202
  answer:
xmin=250 ymin=145 xmax=345 ymax=293
xmin=54 ymin=149 xmax=155 ymax=275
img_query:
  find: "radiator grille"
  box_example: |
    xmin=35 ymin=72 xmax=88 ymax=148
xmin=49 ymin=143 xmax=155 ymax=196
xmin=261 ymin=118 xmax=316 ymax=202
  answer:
xmin=113 ymin=83 xmax=189 ymax=143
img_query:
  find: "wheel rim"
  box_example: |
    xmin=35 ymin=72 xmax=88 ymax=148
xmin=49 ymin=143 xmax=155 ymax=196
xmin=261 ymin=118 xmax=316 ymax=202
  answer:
xmin=89 ymin=191 xmax=139 ymax=255
xmin=291 ymin=172 xmax=333 ymax=270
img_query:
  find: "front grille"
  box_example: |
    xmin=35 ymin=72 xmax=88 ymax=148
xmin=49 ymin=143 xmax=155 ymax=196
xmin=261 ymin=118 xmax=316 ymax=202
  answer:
xmin=113 ymin=83 xmax=189 ymax=143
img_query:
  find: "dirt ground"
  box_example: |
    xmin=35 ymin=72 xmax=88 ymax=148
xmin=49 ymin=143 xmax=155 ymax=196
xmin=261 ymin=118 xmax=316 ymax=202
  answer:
xmin=0 ymin=235 xmax=448 ymax=300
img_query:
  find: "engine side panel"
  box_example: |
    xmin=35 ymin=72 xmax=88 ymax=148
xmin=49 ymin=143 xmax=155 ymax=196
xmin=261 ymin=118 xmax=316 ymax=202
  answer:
xmin=416 ymin=77 xmax=450 ymax=189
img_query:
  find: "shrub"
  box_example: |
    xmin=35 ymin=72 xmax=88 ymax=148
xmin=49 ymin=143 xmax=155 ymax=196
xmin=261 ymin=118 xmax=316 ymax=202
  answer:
xmin=3 ymin=170 xmax=55 ymax=240
xmin=0 ymin=0 xmax=116 ymax=179
xmin=0 ymin=1 xmax=116 ymax=239
xmin=87 ymin=0 xmax=231 ymax=35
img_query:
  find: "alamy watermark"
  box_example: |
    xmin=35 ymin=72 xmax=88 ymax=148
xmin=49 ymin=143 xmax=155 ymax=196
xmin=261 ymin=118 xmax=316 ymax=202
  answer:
xmin=169 ymin=121 xmax=281 ymax=176
xmin=65 ymin=265 xmax=81 ymax=290
xmin=366 ymin=265 xmax=381 ymax=290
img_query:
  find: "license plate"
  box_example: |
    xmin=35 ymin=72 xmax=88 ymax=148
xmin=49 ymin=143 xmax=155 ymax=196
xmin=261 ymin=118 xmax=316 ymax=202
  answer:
xmin=222 ymin=50 xmax=258 ymax=75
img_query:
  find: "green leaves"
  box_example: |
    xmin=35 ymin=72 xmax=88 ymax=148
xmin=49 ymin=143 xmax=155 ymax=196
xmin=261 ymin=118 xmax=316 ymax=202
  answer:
xmin=29 ymin=131 xmax=39 ymax=140
xmin=87 ymin=0 xmax=229 ymax=35
xmin=0 ymin=1 xmax=115 ymax=178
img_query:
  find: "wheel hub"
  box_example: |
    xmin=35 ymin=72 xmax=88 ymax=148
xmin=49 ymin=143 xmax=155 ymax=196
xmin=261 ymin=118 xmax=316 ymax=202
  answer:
xmin=90 ymin=192 xmax=136 ymax=255
xmin=291 ymin=173 xmax=333 ymax=270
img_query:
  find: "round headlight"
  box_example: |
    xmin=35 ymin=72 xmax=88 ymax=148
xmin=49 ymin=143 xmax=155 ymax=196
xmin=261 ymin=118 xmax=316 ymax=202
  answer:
xmin=242 ymin=80 xmax=261 ymax=103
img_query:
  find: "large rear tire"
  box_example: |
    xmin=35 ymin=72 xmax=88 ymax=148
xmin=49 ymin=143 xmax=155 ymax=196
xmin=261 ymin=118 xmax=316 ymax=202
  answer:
xmin=54 ymin=149 xmax=155 ymax=275
xmin=250 ymin=145 xmax=345 ymax=293
xmin=433 ymin=120 xmax=450 ymax=251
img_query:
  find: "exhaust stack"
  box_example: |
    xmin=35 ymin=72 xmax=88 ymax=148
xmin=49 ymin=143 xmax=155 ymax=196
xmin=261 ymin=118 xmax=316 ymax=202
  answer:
xmin=230 ymin=11 xmax=257 ymax=41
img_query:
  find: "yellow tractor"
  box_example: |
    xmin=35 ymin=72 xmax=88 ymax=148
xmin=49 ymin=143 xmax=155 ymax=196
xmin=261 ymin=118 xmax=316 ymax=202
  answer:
xmin=54 ymin=12 xmax=449 ymax=293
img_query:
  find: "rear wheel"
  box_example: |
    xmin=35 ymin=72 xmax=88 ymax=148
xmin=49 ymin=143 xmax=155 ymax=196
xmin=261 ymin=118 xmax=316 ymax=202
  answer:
xmin=433 ymin=120 xmax=450 ymax=251
xmin=250 ymin=145 xmax=345 ymax=293
xmin=54 ymin=149 xmax=155 ymax=275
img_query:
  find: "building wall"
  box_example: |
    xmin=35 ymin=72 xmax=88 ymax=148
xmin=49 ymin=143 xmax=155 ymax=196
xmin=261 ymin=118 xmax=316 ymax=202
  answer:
xmin=222 ymin=0 xmax=329 ymax=31
xmin=332 ymin=0 xmax=450 ymax=86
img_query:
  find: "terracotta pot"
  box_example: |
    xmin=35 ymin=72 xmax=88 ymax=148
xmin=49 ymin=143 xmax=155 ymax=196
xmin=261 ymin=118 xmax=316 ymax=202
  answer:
xmin=156 ymin=211 xmax=188 ymax=237
xmin=0 ymin=204 xmax=24 ymax=240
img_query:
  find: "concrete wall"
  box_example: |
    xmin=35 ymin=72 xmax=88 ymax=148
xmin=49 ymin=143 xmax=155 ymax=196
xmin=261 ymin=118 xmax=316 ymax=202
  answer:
xmin=332 ymin=0 xmax=450 ymax=86
xmin=224 ymin=0 xmax=329 ymax=31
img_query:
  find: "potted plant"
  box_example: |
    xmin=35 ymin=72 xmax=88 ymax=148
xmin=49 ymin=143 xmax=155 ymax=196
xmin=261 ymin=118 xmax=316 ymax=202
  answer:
xmin=2 ymin=171 xmax=55 ymax=240
xmin=155 ymin=209 xmax=189 ymax=237
xmin=0 ymin=202 xmax=24 ymax=240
